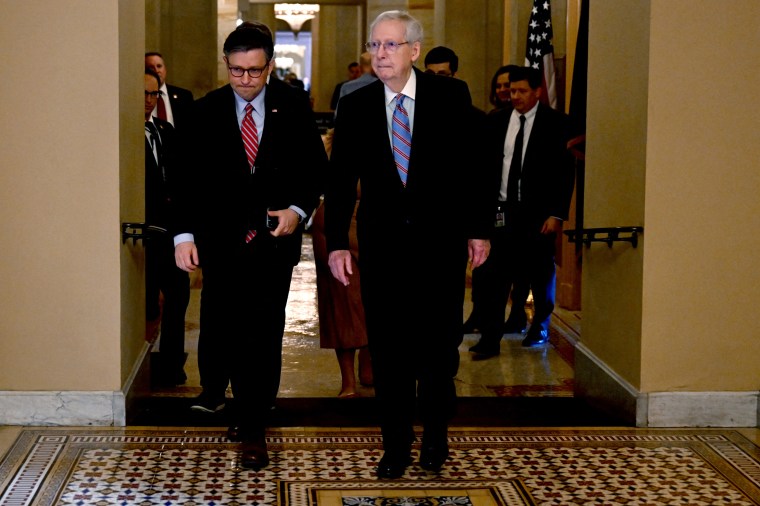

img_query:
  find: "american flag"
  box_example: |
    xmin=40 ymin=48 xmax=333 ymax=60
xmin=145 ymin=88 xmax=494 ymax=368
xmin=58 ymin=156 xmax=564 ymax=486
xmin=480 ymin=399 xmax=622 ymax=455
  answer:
xmin=525 ymin=0 xmax=557 ymax=109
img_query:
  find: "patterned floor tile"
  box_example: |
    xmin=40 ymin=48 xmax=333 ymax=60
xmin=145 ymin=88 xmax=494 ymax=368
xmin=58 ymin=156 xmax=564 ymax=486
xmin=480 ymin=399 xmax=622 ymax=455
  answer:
xmin=1 ymin=427 xmax=759 ymax=505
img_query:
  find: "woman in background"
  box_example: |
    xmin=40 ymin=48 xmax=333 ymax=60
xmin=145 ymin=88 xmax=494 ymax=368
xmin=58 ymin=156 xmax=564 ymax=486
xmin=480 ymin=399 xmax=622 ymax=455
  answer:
xmin=310 ymin=129 xmax=373 ymax=398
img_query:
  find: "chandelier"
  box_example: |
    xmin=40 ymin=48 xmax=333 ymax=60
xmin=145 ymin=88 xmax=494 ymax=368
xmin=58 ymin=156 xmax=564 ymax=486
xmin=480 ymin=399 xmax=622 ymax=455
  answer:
xmin=274 ymin=3 xmax=320 ymax=35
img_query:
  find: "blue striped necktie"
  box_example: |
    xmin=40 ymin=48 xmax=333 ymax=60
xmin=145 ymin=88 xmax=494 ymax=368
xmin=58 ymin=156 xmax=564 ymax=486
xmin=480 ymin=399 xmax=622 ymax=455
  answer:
xmin=391 ymin=93 xmax=412 ymax=186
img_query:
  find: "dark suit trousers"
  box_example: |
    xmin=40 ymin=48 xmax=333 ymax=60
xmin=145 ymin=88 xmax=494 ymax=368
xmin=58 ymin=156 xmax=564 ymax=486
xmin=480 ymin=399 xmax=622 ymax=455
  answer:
xmin=479 ymin=205 xmax=557 ymax=340
xmin=146 ymin=235 xmax=190 ymax=368
xmin=360 ymin=227 xmax=467 ymax=454
xmin=197 ymin=236 xmax=294 ymax=430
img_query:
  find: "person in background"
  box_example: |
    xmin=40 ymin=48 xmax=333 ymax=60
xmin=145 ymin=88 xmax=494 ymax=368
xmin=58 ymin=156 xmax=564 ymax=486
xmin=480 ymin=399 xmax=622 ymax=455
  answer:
xmin=145 ymin=52 xmax=194 ymax=131
xmin=172 ymin=21 xmax=326 ymax=470
xmin=144 ymin=69 xmax=191 ymax=387
xmin=311 ymin=128 xmax=372 ymax=398
xmin=464 ymin=63 xmax=531 ymax=343
xmin=469 ymin=66 xmax=574 ymax=358
xmin=330 ymin=61 xmax=361 ymax=110
xmin=326 ymin=10 xmax=491 ymax=479
xmin=488 ymin=64 xmax=519 ymax=114
xmin=423 ymin=45 xmax=458 ymax=77
xmin=336 ymin=51 xmax=377 ymax=111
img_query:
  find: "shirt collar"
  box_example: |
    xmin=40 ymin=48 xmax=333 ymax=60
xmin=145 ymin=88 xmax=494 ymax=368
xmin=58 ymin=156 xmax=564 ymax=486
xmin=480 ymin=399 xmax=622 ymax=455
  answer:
xmin=512 ymin=100 xmax=539 ymax=121
xmin=384 ymin=69 xmax=417 ymax=107
xmin=234 ymin=87 xmax=267 ymax=116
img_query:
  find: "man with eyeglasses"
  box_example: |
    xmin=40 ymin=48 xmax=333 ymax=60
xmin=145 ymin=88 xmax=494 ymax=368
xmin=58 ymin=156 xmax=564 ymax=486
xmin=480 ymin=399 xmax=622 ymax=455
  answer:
xmin=172 ymin=21 xmax=326 ymax=470
xmin=144 ymin=70 xmax=191 ymax=388
xmin=145 ymin=52 xmax=194 ymax=131
xmin=325 ymin=10 xmax=492 ymax=479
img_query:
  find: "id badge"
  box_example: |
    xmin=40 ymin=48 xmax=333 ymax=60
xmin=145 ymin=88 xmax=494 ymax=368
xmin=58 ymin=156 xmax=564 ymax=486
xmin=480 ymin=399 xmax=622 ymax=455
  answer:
xmin=495 ymin=210 xmax=505 ymax=228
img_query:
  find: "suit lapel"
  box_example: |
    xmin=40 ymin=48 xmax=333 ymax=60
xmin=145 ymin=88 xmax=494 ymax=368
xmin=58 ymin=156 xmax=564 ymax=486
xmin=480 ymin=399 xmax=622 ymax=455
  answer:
xmin=522 ymin=103 xmax=546 ymax=172
xmin=217 ymin=86 xmax=249 ymax=173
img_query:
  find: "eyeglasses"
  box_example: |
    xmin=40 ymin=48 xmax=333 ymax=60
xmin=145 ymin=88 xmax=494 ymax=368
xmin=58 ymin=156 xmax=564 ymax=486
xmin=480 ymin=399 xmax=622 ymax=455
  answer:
xmin=227 ymin=65 xmax=268 ymax=78
xmin=144 ymin=90 xmax=163 ymax=98
xmin=365 ymin=41 xmax=409 ymax=54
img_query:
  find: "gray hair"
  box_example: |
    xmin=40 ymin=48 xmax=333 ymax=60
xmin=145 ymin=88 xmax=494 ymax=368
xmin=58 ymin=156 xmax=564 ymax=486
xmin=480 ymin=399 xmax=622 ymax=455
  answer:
xmin=369 ymin=10 xmax=423 ymax=44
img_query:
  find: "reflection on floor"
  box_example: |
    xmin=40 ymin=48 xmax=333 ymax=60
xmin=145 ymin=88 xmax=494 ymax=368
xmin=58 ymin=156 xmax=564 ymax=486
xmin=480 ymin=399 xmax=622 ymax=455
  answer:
xmin=149 ymin=233 xmax=579 ymax=402
xmin=3 ymin=234 xmax=760 ymax=505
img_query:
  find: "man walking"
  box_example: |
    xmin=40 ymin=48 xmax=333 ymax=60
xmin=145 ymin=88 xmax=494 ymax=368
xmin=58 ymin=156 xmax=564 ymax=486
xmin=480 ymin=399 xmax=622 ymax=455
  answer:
xmin=326 ymin=10 xmax=491 ymax=479
xmin=173 ymin=22 xmax=326 ymax=470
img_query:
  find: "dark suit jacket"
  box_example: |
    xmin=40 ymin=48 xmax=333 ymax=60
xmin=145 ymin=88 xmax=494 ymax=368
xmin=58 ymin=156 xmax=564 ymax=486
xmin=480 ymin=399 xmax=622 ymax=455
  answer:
xmin=486 ymin=102 xmax=575 ymax=227
xmin=165 ymin=84 xmax=194 ymax=131
xmin=145 ymin=117 xmax=178 ymax=228
xmin=325 ymin=67 xmax=491 ymax=265
xmin=173 ymin=79 xmax=326 ymax=267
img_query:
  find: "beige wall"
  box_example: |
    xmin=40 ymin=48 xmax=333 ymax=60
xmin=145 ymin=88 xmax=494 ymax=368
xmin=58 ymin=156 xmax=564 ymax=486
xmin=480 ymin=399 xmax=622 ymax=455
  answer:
xmin=2 ymin=0 xmax=755 ymax=425
xmin=582 ymin=0 xmax=649 ymax=387
xmin=146 ymin=0 xmax=217 ymax=99
xmin=0 ymin=1 xmax=145 ymax=391
xmin=583 ymin=0 xmax=760 ymax=393
xmin=641 ymin=0 xmax=760 ymax=392
xmin=312 ymin=4 xmax=365 ymax=112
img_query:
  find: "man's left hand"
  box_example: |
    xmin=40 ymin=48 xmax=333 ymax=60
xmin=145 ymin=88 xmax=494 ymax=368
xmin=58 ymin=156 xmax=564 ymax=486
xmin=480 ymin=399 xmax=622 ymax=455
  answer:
xmin=541 ymin=217 xmax=563 ymax=235
xmin=268 ymin=208 xmax=301 ymax=237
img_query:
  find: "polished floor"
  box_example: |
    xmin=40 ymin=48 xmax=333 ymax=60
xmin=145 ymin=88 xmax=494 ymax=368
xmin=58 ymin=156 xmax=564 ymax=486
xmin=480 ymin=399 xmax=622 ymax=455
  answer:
xmin=148 ymin=232 xmax=579 ymax=402
xmin=2 ymin=233 xmax=758 ymax=505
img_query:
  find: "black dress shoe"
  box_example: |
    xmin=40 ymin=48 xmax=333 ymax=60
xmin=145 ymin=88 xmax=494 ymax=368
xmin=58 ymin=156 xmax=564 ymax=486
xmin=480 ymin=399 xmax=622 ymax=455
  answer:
xmin=522 ymin=329 xmax=549 ymax=347
xmin=376 ymin=453 xmax=412 ymax=479
xmin=469 ymin=336 xmax=501 ymax=359
xmin=419 ymin=443 xmax=449 ymax=472
xmin=153 ymin=368 xmax=187 ymax=388
xmin=472 ymin=347 xmax=500 ymax=360
xmin=503 ymin=318 xmax=527 ymax=334
xmin=462 ymin=317 xmax=480 ymax=334
xmin=240 ymin=439 xmax=269 ymax=469
xmin=227 ymin=426 xmax=242 ymax=442
xmin=189 ymin=393 xmax=226 ymax=413
xmin=468 ymin=337 xmax=498 ymax=353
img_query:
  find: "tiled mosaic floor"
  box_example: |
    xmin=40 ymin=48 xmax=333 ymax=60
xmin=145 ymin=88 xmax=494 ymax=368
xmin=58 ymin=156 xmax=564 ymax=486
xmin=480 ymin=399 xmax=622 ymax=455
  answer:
xmin=1 ymin=427 xmax=759 ymax=505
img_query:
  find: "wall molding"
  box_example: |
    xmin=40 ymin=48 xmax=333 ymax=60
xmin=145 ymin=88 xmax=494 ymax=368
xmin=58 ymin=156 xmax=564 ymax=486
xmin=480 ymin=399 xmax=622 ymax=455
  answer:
xmin=0 ymin=391 xmax=123 ymax=426
xmin=574 ymin=343 xmax=759 ymax=428
xmin=0 ymin=341 xmax=153 ymax=426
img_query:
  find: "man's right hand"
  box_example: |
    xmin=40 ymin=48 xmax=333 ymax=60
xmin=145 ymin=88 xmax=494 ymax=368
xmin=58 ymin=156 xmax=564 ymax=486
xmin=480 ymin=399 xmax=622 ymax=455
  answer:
xmin=175 ymin=241 xmax=199 ymax=272
xmin=328 ymin=250 xmax=352 ymax=286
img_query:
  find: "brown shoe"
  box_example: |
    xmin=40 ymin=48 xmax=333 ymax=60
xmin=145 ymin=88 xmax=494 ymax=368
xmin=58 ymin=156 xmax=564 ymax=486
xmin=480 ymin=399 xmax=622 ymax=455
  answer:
xmin=240 ymin=438 xmax=269 ymax=469
xmin=227 ymin=426 xmax=242 ymax=442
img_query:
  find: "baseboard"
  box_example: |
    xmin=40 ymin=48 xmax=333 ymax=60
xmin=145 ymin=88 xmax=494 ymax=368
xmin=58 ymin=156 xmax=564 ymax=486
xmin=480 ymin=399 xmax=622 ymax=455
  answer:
xmin=0 ymin=342 xmax=153 ymax=427
xmin=0 ymin=391 xmax=122 ymax=426
xmin=123 ymin=340 xmax=154 ymax=426
xmin=645 ymin=392 xmax=759 ymax=427
xmin=574 ymin=343 xmax=759 ymax=427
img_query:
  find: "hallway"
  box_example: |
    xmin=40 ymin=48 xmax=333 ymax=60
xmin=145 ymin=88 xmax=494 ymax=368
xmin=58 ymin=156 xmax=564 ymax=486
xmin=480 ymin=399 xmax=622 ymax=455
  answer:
xmin=3 ymin=237 xmax=760 ymax=504
xmin=145 ymin=231 xmax=580 ymax=409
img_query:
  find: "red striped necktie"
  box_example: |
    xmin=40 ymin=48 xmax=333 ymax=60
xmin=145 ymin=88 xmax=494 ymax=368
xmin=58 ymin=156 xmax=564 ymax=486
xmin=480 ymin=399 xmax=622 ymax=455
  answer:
xmin=242 ymin=103 xmax=259 ymax=170
xmin=242 ymin=103 xmax=259 ymax=244
xmin=391 ymin=93 xmax=411 ymax=186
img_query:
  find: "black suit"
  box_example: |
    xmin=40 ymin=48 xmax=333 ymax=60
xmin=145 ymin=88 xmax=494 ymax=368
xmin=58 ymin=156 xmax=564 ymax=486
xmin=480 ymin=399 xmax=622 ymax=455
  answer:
xmin=174 ymin=78 xmax=326 ymax=430
xmin=163 ymin=83 xmax=194 ymax=131
xmin=478 ymin=102 xmax=574 ymax=341
xmin=325 ymin=68 xmax=491 ymax=453
xmin=145 ymin=118 xmax=190 ymax=374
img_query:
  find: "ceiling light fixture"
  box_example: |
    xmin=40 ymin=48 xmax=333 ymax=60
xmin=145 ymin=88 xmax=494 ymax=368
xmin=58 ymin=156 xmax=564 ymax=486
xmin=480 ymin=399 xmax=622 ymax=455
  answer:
xmin=274 ymin=3 xmax=320 ymax=36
